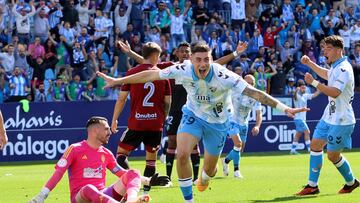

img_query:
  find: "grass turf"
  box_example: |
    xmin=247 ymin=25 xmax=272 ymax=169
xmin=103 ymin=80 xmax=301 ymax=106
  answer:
xmin=0 ymin=150 xmax=360 ymax=203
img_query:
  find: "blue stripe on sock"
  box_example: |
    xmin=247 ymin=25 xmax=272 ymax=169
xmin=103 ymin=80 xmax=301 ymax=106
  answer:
xmin=179 ymin=178 xmax=193 ymax=201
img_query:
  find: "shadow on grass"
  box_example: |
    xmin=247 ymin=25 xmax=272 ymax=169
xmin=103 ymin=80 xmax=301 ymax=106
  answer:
xmin=250 ymin=193 xmax=337 ymax=202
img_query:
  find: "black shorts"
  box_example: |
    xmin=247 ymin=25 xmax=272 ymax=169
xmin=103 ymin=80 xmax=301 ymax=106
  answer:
xmin=167 ymin=111 xmax=183 ymax=135
xmin=119 ymin=129 xmax=162 ymax=153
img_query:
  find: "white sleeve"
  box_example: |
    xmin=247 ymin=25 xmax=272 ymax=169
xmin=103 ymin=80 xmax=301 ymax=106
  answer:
xmin=332 ymin=68 xmax=350 ymax=92
xmin=304 ymin=93 xmax=313 ymax=100
xmin=159 ymin=63 xmax=187 ymax=81
xmin=215 ymin=64 xmax=248 ymax=93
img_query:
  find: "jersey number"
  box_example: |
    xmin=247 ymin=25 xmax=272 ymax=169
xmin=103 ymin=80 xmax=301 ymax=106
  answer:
xmin=143 ymin=82 xmax=155 ymax=107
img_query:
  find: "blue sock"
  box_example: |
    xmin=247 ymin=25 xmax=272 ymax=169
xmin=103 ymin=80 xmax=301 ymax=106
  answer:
xmin=232 ymin=148 xmax=240 ymax=170
xmin=335 ymin=156 xmax=355 ymax=184
xmin=225 ymin=150 xmax=234 ymax=163
xmin=308 ymin=151 xmax=323 ymax=186
xmin=178 ymin=177 xmax=193 ymax=201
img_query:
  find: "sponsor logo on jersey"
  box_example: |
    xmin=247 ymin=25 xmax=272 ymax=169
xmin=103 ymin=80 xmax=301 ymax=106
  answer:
xmin=82 ymin=155 xmax=87 ymax=160
xmin=83 ymin=165 xmax=103 ymax=178
xmin=135 ymin=112 xmax=158 ymax=120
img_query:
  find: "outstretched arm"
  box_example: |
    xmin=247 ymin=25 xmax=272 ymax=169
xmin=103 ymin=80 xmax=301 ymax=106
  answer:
xmin=215 ymin=41 xmax=248 ymax=65
xmin=242 ymin=85 xmax=309 ymax=118
xmin=96 ymin=70 xmax=161 ymax=88
xmin=0 ymin=110 xmax=7 ymax=150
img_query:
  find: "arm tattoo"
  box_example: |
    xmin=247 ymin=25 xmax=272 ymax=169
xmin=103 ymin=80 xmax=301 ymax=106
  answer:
xmin=242 ymin=86 xmax=278 ymax=108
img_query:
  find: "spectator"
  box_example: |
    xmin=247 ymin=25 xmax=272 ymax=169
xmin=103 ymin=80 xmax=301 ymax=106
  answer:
xmin=276 ymin=38 xmax=302 ymax=63
xmin=245 ymin=0 xmax=260 ymax=19
xmin=27 ymin=53 xmax=59 ymax=82
xmin=34 ymin=8 xmax=50 ymax=43
xmin=7 ymin=66 xmax=29 ymax=102
xmin=251 ymin=55 xmax=277 ymax=92
xmin=64 ymin=41 xmax=88 ymax=79
xmin=281 ymin=0 xmax=294 ymax=23
xmin=349 ymin=43 xmax=360 ymax=88
xmin=28 ymin=37 xmax=46 ymax=60
xmin=284 ymin=77 xmax=296 ymax=95
xmin=59 ymin=21 xmax=77 ymax=45
xmin=263 ymin=23 xmax=285 ymax=48
xmin=0 ymin=44 xmax=15 ymax=74
xmin=12 ymin=1 xmax=36 ymax=44
xmin=166 ymin=3 xmax=190 ymax=49
xmin=230 ymin=0 xmax=246 ymax=29
xmin=77 ymin=0 xmax=95 ymax=27
xmin=81 ymin=82 xmax=97 ymax=101
xmin=350 ymin=19 xmax=360 ymax=44
xmin=149 ymin=1 xmax=171 ymax=34
xmin=294 ymin=4 xmax=307 ymax=29
xmin=61 ymin=0 xmax=79 ymax=27
xmin=247 ymin=29 xmax=264 ymax=60
xmin=114 ymin=0 xmax=132 ymax=34
xmin=130 ymin=0 xmax=145 ymax=41
xmin=14 ymin=45 xmax=30 ymax=78
xmin=320 ymin=18 xmax=343 ymax=37
xmin=48 ymin=0 xmax=63 ymax=30
xmin=32 ymin=77 xmax=46 ymax=102
xmin=192 ymin=0 xmax=209 ymax=30
xmin=270 ymin=59 xmax=292 ymax=95
xmin=49 ymin=76 xmax=66 ymax=101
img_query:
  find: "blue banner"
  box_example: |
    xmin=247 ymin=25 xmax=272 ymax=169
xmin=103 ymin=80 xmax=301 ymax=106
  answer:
xmin=1 ymin=94 xmax=359 ymax=162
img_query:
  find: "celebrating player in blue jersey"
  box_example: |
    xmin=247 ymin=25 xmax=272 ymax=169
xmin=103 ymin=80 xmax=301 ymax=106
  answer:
xmin=290 ymin=80 xmax=320 ymax=155
xmin=296 ymin=35 xmax=359 ymax=195
xmin=97 ymin=42 xmax=308 ymax=203
xmin=222 ymin=74 xmax=262 ymax=178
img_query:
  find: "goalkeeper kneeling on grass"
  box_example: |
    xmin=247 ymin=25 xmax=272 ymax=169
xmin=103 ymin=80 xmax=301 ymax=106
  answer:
xmin=29 ymin=116 xmax=170 ymax=203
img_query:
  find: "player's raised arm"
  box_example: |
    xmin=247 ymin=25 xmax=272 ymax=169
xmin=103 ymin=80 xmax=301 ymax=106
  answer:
xmin=96 ymin=69 xmax=162 ymax=88
xmin=242 ymin=85 xmax=309 ymax=118
xmin=215 ymin=41 xmax=248 ymax=65
xmin=301 ymin=55 xmax=329 ymax=80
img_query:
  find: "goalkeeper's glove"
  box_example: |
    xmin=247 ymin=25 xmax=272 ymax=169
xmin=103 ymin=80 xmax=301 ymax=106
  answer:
xmin=149 ymin=173 xmax=170 ymax=186
xmin=29 ymin=188 xmax=50 ymax=203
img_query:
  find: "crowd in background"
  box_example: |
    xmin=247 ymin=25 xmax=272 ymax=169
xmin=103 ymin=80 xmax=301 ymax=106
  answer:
xmin=0 ymin=0 xmax=359 ymax=103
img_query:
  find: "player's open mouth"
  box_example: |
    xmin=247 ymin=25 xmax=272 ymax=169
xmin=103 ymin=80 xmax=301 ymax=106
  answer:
xmin=199 ymin=68 xmax=207 ymax=77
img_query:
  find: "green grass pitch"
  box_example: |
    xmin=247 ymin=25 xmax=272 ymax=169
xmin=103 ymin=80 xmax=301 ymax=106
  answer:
xmin=1 ymin=150 xmax=360 ymax=203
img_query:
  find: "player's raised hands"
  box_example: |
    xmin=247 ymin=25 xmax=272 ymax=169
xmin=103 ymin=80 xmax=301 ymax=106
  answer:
xmin=117 ymin=40 xmax=131 ymax=53
xmin=149 ymin=173 xmax=171 ymax=186
xmin=301 ymin=55 xmax=311 ymax=66
xmin=285 ymin=107 xmax=310 ymax=118
xmin=96 ymin=71 xmax=119 ymax=88
xmin=236 ymin=41 xmax=248 ymax=54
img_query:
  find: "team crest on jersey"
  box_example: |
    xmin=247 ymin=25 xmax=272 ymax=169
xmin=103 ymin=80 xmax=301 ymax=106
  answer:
xmin=101 ymin=155 xmax=105 ymax=163
xmin=190 ymin=82 xmax=196 ymax=87
xmin=83 ymin=165 xmax=103 ymax=178
xmin=209 ymin=87 xmax=217 ymax=92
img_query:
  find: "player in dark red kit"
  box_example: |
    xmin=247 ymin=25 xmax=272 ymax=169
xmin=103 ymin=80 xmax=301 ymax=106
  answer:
xmin=111 ymin=42 xmax=172 ymax=194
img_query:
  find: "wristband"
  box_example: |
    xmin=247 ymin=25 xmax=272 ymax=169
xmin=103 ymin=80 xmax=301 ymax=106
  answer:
xmin=233 ymin=51 xmax=238 ymax=58
xmin=40 ymin=187 xmax=50 ymax=198
xmin=276 ymin=102 xmax=288 ymax=113
xmin=311 ymin=80 xmax=319 ymax=88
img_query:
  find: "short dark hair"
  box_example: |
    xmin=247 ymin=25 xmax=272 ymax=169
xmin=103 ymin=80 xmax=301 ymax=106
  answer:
xmin=86 ymin=116 xmax=108 ymax=128
xmin=324 ymin=35 xmax=344 ymax=49
xmin=178 ymin=42 xmax=190 ymax=49
xmin=191 ymin=42 xmax=211 ymax=54
xmin=142 ymin=42 xmax=162 ymax=59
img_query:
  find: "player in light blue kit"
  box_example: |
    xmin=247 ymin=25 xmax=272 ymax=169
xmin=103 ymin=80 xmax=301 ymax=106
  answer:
xmin=290 ymin=79 xmax=320 ymax=155
xmin=222 ymin=75 xmax=262 ymax=178
xmin=296 ymin=36 xmax=359 ymax=195
xmin=97 ymin=42 xmax=308 ymax=203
